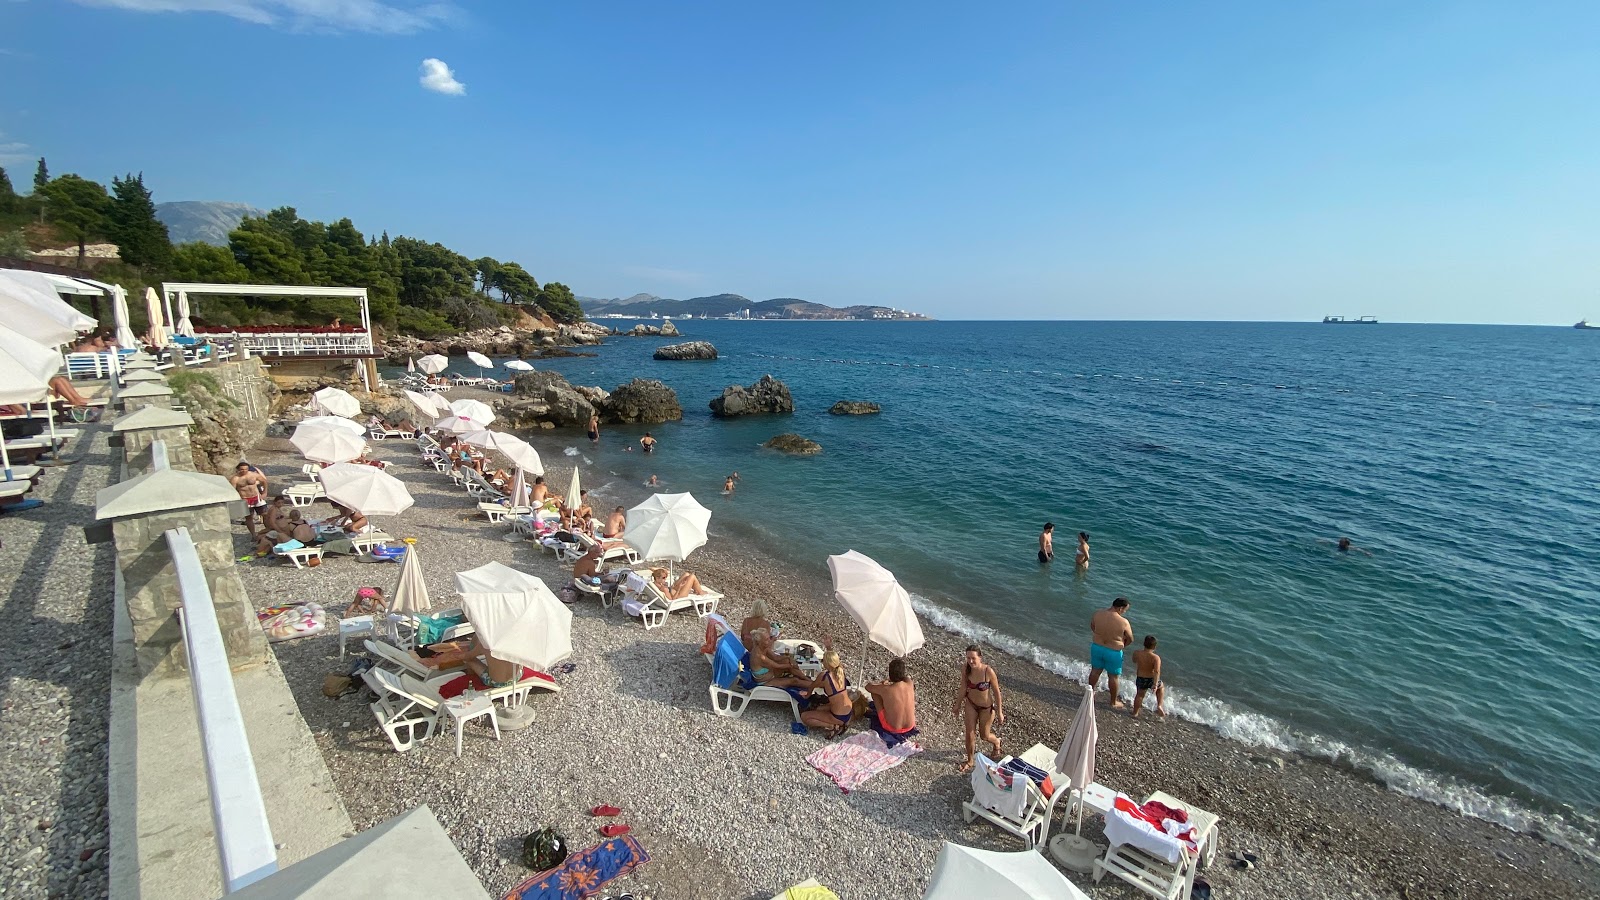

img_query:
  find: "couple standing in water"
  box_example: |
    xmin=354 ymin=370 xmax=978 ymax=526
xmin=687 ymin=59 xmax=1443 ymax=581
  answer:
xmin=1038 ymin=523 xmax=1090 ymax=568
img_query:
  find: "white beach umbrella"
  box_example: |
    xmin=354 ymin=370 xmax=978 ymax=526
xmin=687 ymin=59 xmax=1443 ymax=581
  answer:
xmin=625 ymin=492 xmax=711 ymax=570
xmin=416 ymin=353 xmax=449 ymax=375
xmin=565 ymin=465 xmax=582 ymax=515
xmin=391 ymin=538 xmax=432 ymax=615
xmin=0 ymin=324 xmax=63 ymax=481
xmin=175 ymin=291 xmax=195 ymax=338
xmin=289 ymin=425 xmax=366 ymax=464
xmin=457 ymin=429 xmax=527 ymax=459
xmin=0 ymin=276 xmax=83 ymax=346
xmin=0 ymin=271 xmax=97 ymax=333
xmin=110 ymin=285 xmax=137 ymax=349
xmin=312 ymin=386 xmax=361 ymax=418
xmin=466 ymin=350 xmax=493 ymax=378
xmin=143 ymin=287 xmax=168 ymax=347
xmin=504 ymin=359 xmax=534 ymax=372
xmin=432 ymin=414 xmax=483 ymax=434
xmin=455 ymin=562 xmax=573 ymax=671
xmin=828 ymin=550 xmax=925 ymax=659
xmin=507 ymin=467 xmax=529 ymax=509
xmin=1054 ymin=686 xmax=1100 ymax=837
xmin=922 ymin=843 xmax=1089 ymax=900
xmin=403 ymin=389 xmax=442 ymax=421
xmin=449 ymin=398 xmax=495 ymax=425
xmin=319 ymin=463 xmax=415 ymax=518
xmin=297 ymin=415 xmax=367 ymax=436
xmin=407 ymin=356 xmax=416 ymax=373
xmin=498 ymin=437 xmax=543 ymax=476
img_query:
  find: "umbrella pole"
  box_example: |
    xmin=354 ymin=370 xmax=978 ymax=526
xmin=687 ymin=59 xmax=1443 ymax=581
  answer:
xmin=2 ymin=431 xmax=13 ymax=481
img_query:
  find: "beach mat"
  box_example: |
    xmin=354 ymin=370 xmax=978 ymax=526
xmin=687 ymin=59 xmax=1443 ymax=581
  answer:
xmin=504 ymin=834 xmax=650 ymax=900
xmin=806 ymin=731 xmax=922 ymax=793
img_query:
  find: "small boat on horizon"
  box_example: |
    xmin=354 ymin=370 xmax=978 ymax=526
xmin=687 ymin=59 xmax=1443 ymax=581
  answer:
xmin=1322 ymin=315 xmax=1379 ymax=324
xmin=1576 ymin=319 xmax=1599 ymax=330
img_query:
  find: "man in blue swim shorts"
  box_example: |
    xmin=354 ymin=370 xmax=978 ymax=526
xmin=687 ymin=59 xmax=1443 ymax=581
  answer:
xmin=1088 ymin=596 xmax=1134 ymax=709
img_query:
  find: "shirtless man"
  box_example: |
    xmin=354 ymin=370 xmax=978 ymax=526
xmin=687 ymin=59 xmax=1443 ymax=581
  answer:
xmin=1129 ymin=634 xmax=1167 ymax=718
xmin=640 ymin=432 xmax=656 ymax=453
xmin=587 ymin=413 xmax=600 ymax=444
xmin=604 ymin=506 xmax=626 ymax=538
xmin=530 ymin=476 xmax=550 ymax=504
xmin=1087 ymin=597 xmax=1134 ymax=708
xmin=229 ymin=462 xmax=269 ymax=537
xmin=1038 ymin=522 xmax=1054 ymax=564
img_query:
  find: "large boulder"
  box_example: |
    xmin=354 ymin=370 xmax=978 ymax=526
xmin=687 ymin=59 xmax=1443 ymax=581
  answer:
xmin=511 ymin=370 xmax=595 ymax=427
xmin=709 ymin=374 xmax=793 ymax=417
xmin=603 ymin=379 xmax=683 ymax=424
xmin=628 ymin=324 xmax=663 ymax=336
xmin=659 ymin=319 xmax=680 ymax=337
xmin=829 ymin=400 xmax=881 ymax=415
xmin=764 ymin=433 xmax=822 ymax=455
xmin=654 ymin=341 xmax=718 ymax=361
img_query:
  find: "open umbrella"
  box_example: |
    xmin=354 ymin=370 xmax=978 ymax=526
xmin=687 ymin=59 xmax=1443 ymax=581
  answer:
xmin=297 ymin=415 xmax=366 ymax=435
xmin=391 ymin=538 xmax=432 ymax=615
xmin=922 ymin=843 xmax=1089 ymax=900
xmin=175 ymin=291 xmax=195 ymax=338
xmin=319 ymin=463 xmax=415 ymax=518
xmin=1054 ymin=686 xmax=1100 ymax=836
xmin=0 ymin=324 xmax=63 ymax=480
xmin=466 ymin=350 xmax=493 ymax=379
xmin=449 ymin=398 xmax=495 ymax=425
xmin=402 ymin=390 xmax=442 ymax=421
xmin=504 ymin=359 xmax=534 ymax=372
xmin=432 ymin=414 xmax=483 ymax=434
xmin=455 ymin=562 xmax=573 ymax=671
xmin=0 ymin=271 xmax=97 ymax=334
xmin=416 ymin=353 xmax=449 ymax=375
xmin=110 ymin=285 xmax=137 ymax=349
xmin=144 ymin=286 xmax=168 ymax=347
xmin=624 ymin=492 xmax=711 ymax=572
xmin=289 ymin=425 xmax=366 ymax=464
xmin=497 ymin=437 xmax=542 ymax=475
xmin=0 ymin=276 xmax=83 ymax=346
xmin=828 ymin=550 xmax=925 ymax=668
xmin=312 ymin=386 xmax=361 ymax=418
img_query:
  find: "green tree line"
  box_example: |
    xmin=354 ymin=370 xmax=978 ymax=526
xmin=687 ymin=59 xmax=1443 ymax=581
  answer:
xmin=0 ymin=159 xmax=581 ymax=338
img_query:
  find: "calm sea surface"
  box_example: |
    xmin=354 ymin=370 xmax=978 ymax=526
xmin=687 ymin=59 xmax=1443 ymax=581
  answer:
xmin=414 ymin=320 xmax=1600 ymax=850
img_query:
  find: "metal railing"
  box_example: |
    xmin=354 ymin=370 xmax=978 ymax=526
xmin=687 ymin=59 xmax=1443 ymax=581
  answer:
xmin=152 ymin=439 xmax=278 ymax=892
xmin=230 ymin=331 xmax=373 ymax=356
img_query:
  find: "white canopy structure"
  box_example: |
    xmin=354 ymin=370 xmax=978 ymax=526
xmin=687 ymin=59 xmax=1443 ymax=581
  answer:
xmin=160 ymin=282 xmax=377 ymax=387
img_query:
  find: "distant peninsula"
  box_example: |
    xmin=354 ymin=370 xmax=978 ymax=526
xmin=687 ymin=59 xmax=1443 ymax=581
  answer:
xmin=578 ymin=292 xmax=930 ymax=321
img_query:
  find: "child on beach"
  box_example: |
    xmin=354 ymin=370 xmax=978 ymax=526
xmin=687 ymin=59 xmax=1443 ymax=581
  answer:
xmin=1130 ymin=635 xmax=1166 ymax=718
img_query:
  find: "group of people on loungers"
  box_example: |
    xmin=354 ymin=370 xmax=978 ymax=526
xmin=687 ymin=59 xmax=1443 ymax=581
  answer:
xmin=249 ymin=492 xmax=370 ymax=558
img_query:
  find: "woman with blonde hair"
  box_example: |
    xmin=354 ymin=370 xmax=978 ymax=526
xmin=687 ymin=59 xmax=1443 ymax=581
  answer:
xmin=741 ymin=598 xmax=776 ymax=646
xmin=800 ymin=650 xmax=853 ymax=738
xmin=745 ymin=628 xmax=811 ymax=690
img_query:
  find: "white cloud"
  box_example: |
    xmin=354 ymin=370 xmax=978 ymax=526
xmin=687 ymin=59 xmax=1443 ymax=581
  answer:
xmin=0 ymin=133 xmax=31 ymax=166
xmin=418 ymin=57 xmax=465 ymax=95
xmin=69 ymin=0 xmax=457 ymax=35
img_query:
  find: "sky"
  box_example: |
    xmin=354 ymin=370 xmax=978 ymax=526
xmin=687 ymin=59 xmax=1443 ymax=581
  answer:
xmin=2 ymin=1 xmax=1598 ymax=323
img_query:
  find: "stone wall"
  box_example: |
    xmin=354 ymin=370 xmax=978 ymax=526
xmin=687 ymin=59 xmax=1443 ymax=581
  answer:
xmin=170 ymin=358 xmax=279 ymax=475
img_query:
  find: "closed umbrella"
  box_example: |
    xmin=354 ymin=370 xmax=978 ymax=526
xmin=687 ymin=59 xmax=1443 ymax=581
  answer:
xmin=407 ymin=356 xmax=416 ymax=373
xmin=449 ymin=398 xmax=495 ymax=425
xmin=455 ymin=562 xmax=573 ymax=670
xmin=312 ymin=386 xmax=361 ymax=418
xmin=466 ymin=350 xmax=493 ymax=379
xmin=144 ymin=287 xmax=168 ymax=347
xmin=110 ymin=285 xmax=137 ymax=349
xmin=828 ymin=550 xmax=925 ymax=667
xmin=0 ymin=324 xmax=63 ymax=480
xmin=922 ymin=843 xmax=1089 ymax=900
xmin=297 ymin=415 xmax=366 ymax=435
xmin=289 ymin=425 xmax=366 ymax=464
xmin=624 ymin=492 xmax=711 ymax=572
xmin=319 ymin=463 xmax=415 ymax=518
xmin=504 ymin=360 xmax=533 ymax=372
xmin=175 ymin=291 xmax=195 ymax=338
xmin=1053 ymin=687 xmax=1100 ymax=837
xmin=565 ymin=465 xmax=582 ymax=516
xmin=416 ymin=353 xmax=449 ymax=375
xmin=391 ymin=538 xmax=432 ymax=615
xmin=507 ymin=467 xmax=529 ymax=509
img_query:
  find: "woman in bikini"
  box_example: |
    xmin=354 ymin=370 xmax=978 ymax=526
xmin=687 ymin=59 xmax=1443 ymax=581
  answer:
xmin=955 ymin=644 xmax=1004 ymax=774
xmin=800 ymin=651 xmax=853 ymax=738
xmin=652 ymin=567 xmax=709 ymax=600
xmin=745 ymin=628 xmax=812 ymax=690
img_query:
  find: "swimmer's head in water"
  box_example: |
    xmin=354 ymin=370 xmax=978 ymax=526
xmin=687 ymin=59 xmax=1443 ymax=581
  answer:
xmin=1338 ymin=537 xmax=1351 ymax=551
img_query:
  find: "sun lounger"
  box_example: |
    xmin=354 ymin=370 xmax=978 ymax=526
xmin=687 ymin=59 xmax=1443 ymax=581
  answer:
xmin=572 ymin=530 xmax=640 ymax=565
xmin=705 ymin=632 xmax=803 ymax=721
xmin=643 ymin=573 xmax=722 ymax=617
xmin=0 ymin=480 xmax=36 ymax=503
xmin=1093 ymin=791 xmax=1220 ymax=900
xmin=285 ymin=483 xmax=326 ymax=507
xmin=363 ymin=661 xmax=559 ymax=753
xmin=276 ymin=545 xmax=323 ymax=568
xmin=367 ymin=422 xmax=415 ymax=440
xmin=301 ymin=463 xmax=323 ymax=482
xmin=962 ymin=751 xmax=1076 ymax=849
xmin=0 ymin=466 xmax=42 ymax=482
xmin=462 ymin=469 xmax=504 ymax=500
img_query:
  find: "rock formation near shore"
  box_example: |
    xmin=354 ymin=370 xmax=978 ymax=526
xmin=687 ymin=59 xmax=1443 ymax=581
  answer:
xmin=604 ymin=379 xmax=683 ymax=423
xmin=829 ymin=400 xmax=880 ymax=415
xmin=764 ymin=433 xmax=822 ymax=455
xmin=625 ymin=320 xmax=680 ymax=337
xmin=654 ymin=341 xmax=718 ymax=361
xmin=499 ymin=371 xmax=681 ymax=428
xmin=380 ymin=320 xmax=608 ymax=364
xmin=709 ymin=374 xmax=793 ymax=417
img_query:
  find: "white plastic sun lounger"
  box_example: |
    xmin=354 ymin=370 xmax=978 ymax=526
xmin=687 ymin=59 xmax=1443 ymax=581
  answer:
xmin=962 ymin=748 xmax=1077 ymax=848
xmin=1093 ymin=791 xmax=1220 ymax=900
xmin=363 ymin=639 xmax=564 ymax=699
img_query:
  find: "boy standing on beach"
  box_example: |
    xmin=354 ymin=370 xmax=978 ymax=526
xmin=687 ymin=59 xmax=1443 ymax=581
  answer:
xmin=1130 ymin=635 xmax=1166 ymax=718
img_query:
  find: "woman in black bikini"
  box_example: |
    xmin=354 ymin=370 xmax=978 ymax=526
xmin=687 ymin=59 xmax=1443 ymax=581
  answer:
xmin=954 ymin=644 xmax=1004 ymax=774
xmin=800 ymin=651 xmax=854 ymax=738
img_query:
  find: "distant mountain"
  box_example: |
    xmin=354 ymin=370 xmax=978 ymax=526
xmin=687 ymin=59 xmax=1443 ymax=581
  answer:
xmin=155 ymin=201 xmax=267 ymax=246
xmin=579 ymin=292 xmax=929 ymax=321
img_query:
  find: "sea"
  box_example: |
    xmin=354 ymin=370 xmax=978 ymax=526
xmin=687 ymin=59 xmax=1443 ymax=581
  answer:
xmin=405 ymin=319 xmax=1600 ymax=854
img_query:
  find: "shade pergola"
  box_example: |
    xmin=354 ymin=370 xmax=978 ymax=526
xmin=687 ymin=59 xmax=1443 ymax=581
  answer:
xmin=160 ymin=282 xmax=376 ymax=389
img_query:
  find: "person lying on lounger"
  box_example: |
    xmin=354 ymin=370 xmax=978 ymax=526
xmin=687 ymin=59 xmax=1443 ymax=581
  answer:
xmin=256 ymin=510 xmax=315 ymax=557
xmin=456 ymin=636 xmax=523 ymax=689
xmin=652 ymin=567 xmax=710 ymax=600
xmin=327 ymin=503 xmax=370 ymax=535
xmin=744 ymin=628 xmax=812 ymax=690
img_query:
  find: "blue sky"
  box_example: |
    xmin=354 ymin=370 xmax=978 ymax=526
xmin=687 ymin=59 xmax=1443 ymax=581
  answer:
xmin=3 ymin=1 xmax=1597 ymax=323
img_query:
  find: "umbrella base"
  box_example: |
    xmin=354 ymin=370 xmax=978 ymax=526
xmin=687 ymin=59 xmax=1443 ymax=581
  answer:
xmin=495 ymin=705 xmax=538 ymax=732
xmin=1048 ymin=834 xmax=1102 ymax=874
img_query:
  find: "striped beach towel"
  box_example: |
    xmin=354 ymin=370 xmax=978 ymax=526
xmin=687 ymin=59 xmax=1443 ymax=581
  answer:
xmin=806 ymin=731 xmax=922 ymax=793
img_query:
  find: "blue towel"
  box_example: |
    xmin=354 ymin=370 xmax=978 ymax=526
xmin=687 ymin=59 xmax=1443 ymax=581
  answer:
xmin=712 ymin=632 xmax=746 ymax=689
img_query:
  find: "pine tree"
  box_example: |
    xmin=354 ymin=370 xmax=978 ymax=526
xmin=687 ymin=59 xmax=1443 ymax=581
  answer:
xmin=0 ymin=166 xmax=14 ymax=213
xmin=107 ymin=172 xmax=173 ymax=269
xmin=33 ymin=158 xmax=48 ymax=192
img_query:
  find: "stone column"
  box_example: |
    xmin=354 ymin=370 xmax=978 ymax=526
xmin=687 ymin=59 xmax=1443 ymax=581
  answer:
xmin=120 ymin=383 xmax=175 ymax=412
xmin=97 ymin=469 xmax=269 ymax=677
xmin=112 ymin=407 xmax=197 ymax=475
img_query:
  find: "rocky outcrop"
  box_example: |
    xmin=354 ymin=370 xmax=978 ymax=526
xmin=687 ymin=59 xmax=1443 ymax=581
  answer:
xmin=380 ymin=320 xmax=609 ymax=363
xmin=625 ymin=320 xmax=680 ymax=337
xmin=654 ymin=341 xmax=718 ymax=361
xmin=709 ymin=374 xmax=793 ymax=417
xmin=169 ymin=360 xmax=279 ymax=474
xmin=764 ymin=433 xmax=822 ymax=455
xmin=604 ymin=379 xmax=683 ymax=424
xmin=508 ymin=371 xmax=597 ymax=428
xmin=829 ymin=400 xmax=881 ymax=415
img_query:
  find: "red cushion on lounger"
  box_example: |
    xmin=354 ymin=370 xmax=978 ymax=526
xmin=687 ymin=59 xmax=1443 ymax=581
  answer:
xmin=436 ymin=667 xmax=553 ymax=699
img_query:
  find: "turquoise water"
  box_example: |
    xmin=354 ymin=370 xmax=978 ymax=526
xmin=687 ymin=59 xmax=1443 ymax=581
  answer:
xmin=410 ymin=320 xmax=1600 ymax=850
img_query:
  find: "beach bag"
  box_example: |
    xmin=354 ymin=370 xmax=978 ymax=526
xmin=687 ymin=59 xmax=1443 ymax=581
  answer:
xmin=522 ymin=827 xmax=568 ymax=870
xmin=321 ymin=674 xmax=352 ymax=698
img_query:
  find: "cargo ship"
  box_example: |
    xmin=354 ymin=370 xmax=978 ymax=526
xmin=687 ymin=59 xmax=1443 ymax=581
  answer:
xmin=1322 ymin=315 xmax=1379 ymax=324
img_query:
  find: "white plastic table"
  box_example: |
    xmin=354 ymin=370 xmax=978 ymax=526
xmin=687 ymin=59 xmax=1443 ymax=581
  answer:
xmin=338 ymin=615 xmax=375 ymax=659
xmin=442 ymin=693 xmax=500 ymax=756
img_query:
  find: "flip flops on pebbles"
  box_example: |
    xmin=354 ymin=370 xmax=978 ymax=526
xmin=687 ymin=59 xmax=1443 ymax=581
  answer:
xmin=591 ymin=805 xmax=630 ymax=837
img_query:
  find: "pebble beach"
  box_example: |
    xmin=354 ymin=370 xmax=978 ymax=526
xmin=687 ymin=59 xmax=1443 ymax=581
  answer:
xmin=236 ymin=418 xmax=1600 ymax=900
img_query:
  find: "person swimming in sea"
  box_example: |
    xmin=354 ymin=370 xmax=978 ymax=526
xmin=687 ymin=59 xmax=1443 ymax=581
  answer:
xmin=1075 ymin=531 xmax=1090 ymax=569
xmin=1323 ymin=536 xmax=1372 ymax=557
xmin=646 ymin=474 xmax=660 ymax=487
xmin=723 ymin=474 xmax=736 ymax=495
xmin=640 ymin=432 xmax=656 ymax=453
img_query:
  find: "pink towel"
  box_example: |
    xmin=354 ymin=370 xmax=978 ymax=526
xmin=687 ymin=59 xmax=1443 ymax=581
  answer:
xmin=806 ymin=731 xmax=921 ymax=793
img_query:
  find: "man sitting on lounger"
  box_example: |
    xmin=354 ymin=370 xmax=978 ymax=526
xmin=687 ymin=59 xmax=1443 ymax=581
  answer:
xmin=572 ymin=544 xmax=624 ymax=590
xmin=328 ymin=503 xmax=370 ymax=535
xmin=257 ymin=509 xmax=315 ymax=557
xmin=651 ymin=567 xmax=710 ymax=600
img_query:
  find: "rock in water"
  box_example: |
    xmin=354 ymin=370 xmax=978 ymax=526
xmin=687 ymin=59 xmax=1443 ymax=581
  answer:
xmin=709 ymin=374 xmax=794 ymax=417
xmin=654 ymin=341 xmax=718 ymax=361
xmin=829 ymin=400 xmax=880 ymax=415
xmin=659 ymin=319 xmax=681 ymax=336
xmin=604 ymin=379 xmax=684 ymax=423
xmin=764 ymin=433 xmax=822 ymax=455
